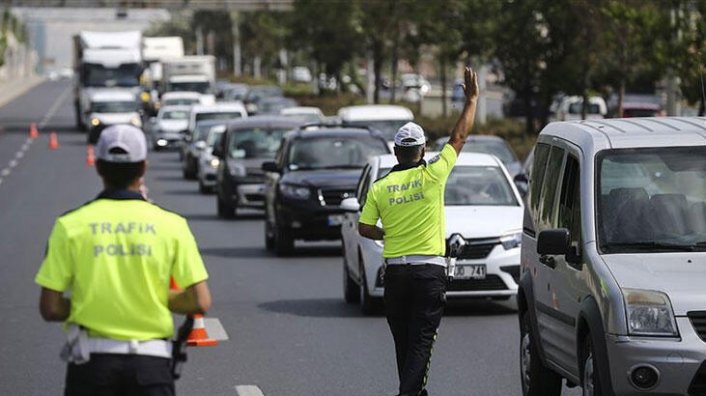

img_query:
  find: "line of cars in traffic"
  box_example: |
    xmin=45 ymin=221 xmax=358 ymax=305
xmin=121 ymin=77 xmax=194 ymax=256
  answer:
xmin=150 ymin=87 xmax=530 ymax=318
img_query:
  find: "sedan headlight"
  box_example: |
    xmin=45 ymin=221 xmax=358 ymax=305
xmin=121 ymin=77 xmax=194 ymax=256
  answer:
xmin=623 ymin=289 xmax=678 ymax=337
xmin=500 ymin=230 xmax=522 ymax=250
xmin=130 ymin=116 xmax=142 ymax=127
xmin=209 ymin=158 xmax=220 ymax=168
xmin=90 ymin=118 xmax=101 ymax=127
xmin=280 ymin=183 xmax=311 ymax=200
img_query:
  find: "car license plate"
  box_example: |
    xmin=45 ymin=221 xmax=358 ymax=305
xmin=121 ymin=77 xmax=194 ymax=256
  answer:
xmin=454 ymin=264 xmax=486 ymax=280
xmin=327 ymin=215 xmax=345 ymax=226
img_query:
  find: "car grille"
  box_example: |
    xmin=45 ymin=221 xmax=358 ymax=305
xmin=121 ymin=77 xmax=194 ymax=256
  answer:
xmin=688 ymin=312 xmax=706 ymax=343
xmin=689 ymin=360 xmax=706 ymax=395
xmin=446 ymin=237 xmax=500 ymax=260
xmin=319 ymin=189 xmax=355 ymax=206
xmin=245 ymin=194 xmax=264 ymax=202
xmin=447 ymin=275 xmax=507 ymax=292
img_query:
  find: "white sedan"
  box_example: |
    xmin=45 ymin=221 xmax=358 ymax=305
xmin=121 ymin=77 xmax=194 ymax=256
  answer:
xmin=340 ymin=151 xmax=524 ymax=314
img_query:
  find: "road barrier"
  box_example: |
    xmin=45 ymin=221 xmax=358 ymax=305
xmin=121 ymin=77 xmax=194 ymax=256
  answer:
xmin=29 ymin=122 xmax=38 ymax=139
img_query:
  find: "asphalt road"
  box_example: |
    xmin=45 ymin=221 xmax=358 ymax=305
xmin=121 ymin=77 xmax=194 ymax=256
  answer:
xmin=0 ymin=81 xmax=580 ymax=396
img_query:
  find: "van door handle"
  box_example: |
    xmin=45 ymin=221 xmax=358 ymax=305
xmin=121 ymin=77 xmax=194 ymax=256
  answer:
xmin=539 ymin=255 xmax=556 ymax=269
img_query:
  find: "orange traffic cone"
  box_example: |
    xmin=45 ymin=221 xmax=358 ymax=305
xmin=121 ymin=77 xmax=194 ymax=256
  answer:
xmin=29 ymin=123 xmax=39 ymax=139
xmin=48 ymin=132 xmax=59 ymax=150
xmin=169 ymin=277 xmax=218 ymax=347
xmin=86 ymin=145 xmax=95 ymax=166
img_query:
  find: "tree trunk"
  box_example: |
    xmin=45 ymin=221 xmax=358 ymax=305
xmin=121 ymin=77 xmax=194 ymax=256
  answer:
xmin=618 ymin=78 xmax=626 ymax=118
xmin=390 ymin=24 xmax=399 ymax=103
xmin=523 ymin=87 xmax=535 ymax=136
xmin=700 ymin=94 xmax=705 ymax=117
xmin=440 ymin=57 xmax=447 ymax=118
xmin=373 ymin=40 xmax=384 ymax=104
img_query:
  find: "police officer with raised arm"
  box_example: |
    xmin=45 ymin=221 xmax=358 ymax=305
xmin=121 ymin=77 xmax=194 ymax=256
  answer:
xmin=358 ymin=67 xmax=479 ymax=396
xmin=35 ymin=125 xmax=212 ymax=396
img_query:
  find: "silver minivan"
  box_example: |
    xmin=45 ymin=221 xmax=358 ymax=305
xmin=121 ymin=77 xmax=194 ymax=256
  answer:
xmin=519 ymin=117 xmax=706 ymax=396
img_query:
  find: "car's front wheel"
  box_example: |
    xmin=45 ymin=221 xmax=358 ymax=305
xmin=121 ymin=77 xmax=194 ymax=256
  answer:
xmin=343 ymin=253 xmax=360 ymax=304
xmin=264 ymin=217 xmax=275 ymax=251
xmin=274 ymin=222 xmax=294 ymax=257
xmin=520 ymin=311 xmax=562 ymax=396
xmin=359 ymin=258 xmax=381 ymax=315
xmin=217 ymin=197 xmax=235 ymax=219
xmin=582 ymin=335 xmax=605 ymax=396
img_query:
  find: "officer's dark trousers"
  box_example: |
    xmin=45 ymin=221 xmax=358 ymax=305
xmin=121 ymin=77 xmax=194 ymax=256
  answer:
xmin=65 ymin=353 xmax=174 ymax=396
xmin=384 ymin=264 xmax=447 ymax=396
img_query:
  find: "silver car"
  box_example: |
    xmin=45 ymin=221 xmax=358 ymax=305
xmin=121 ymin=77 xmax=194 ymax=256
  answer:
xmin=519 ymin=117 xmax=706 ymax=395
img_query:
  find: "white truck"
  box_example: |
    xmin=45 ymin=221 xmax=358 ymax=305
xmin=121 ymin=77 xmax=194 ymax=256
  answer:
xmin=162 ymin=56 xmax=216 ymax=101
xmin=142 ymin=36 xmax=185 ymax=114
xmin=73 ymin=31 xmax=143 ymax=131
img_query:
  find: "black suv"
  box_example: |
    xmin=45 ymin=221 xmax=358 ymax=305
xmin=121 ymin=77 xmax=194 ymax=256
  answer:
xmin=212 ymin=116 xmax=307 ymax=218
xmin=262 ymin=126 xmax=390 ymax=256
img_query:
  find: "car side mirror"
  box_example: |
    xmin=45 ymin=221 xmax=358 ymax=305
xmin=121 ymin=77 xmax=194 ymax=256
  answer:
xmin=212 ymin=144 xmax=224 ymax=159
xmin=514 ymin=173 xmax=529 ymax=197
xmin=537 ymin=229 xmax=570 ymax=256
xmin=262 ymin=161 xmax=280 ymax=173
xmin=340 ymin=197 xmax=360 ymax=212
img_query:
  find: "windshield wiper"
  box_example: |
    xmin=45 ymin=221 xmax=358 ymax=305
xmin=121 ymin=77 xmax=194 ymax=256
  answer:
xmin=603 ymin=242 xmax=699 ymax=252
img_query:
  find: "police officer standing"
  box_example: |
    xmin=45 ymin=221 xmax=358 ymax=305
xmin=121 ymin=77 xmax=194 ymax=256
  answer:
xmin=35 ymin=125 xmax=212 ymax=396
xmin=358 ymin=67 xmax=478 ymax=396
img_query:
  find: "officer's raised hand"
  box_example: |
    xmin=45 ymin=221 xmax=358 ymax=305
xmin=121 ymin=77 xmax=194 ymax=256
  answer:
xmin=449 ymin=66 xmax=480 ymax=154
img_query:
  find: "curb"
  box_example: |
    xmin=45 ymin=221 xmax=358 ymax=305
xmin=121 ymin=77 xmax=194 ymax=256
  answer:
xmin=0 ymin=76 xmax=46 ymax=110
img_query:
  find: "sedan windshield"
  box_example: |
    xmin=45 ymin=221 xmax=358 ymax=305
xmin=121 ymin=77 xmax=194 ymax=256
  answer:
xmin=168 ymin=82 xmax=210 ymax=94
xmin=163 ymin=98 xmax=199 ymax=106
xmin=193 ymin=123 xmax=224 ymax=142
xmin=91 ymin=101 xmax=138 ymax=113
xmin=598 ymin=147 xmax=706 ymax=253
xmin=195 ymin=112 xmax=242 ymax=123
xmin=461 ymin=140 xmax=517 ymax=165
xmin=288 ymin=136 xmax=388 ymax=170
xmin=378 ymin=166 xmax=518 ymax=206
xmin=228 ymin=128 xmax=288 ymax=159
xmin=161 ymin=110 xmax=189 ymax=120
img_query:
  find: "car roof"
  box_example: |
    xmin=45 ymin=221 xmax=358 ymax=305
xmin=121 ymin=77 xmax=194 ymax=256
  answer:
xmin=435 ymin=135 xmax=506 ymax=144
xmin=195 ymin=119 xmax=228 ymax=128
xmin=281 ymin=106 xmax=323 ymax=116
xmin=226 ymin=115 xmax=307 ymax=130
xmin=338 ymin=105 xmax=414 ymax=121
xmin=162 ymin=91 xmax=201 ymax=99
xmin=159 ymin=105 xmax=192 ymax=112
xmin=191 ymin=103 xmax=246 ymax=113
xmin=540 ymin=117 xmax=706 ymax=155
xmin=375 ymin=152 xmax=502 ymax=169
xmin=89 ymin=89 xmax=136 ymax=102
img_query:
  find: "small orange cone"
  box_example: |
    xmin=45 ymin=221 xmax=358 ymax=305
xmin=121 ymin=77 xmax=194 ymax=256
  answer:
xmin=29 ymin=123 xmax=39 ymax=139
xmin=169 ymin=277 xmax=218 ymax=347
xmin=86 ymin=145 xmax=95 ymax=166
xmin=49 ymin=132 xmax=59 ymax=149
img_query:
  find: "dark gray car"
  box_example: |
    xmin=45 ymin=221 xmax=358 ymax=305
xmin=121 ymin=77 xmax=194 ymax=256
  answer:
xmin=212 ymin=115 xmax=308 ymax=218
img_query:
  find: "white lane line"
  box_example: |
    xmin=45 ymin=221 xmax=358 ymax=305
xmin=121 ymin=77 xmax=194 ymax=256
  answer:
xmin=38 ymin=84 xmax=72 ymax=129
xmin=0 ymin=87 xmax=71 ymax=191
xmin=235 ymin=385 xmax=265 ymax=396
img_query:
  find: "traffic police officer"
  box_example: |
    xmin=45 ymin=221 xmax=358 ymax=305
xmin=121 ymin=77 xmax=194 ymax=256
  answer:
xmin=35 ymin=125 xmax=212 ymax=396
xmin=358 ymin=67 xmax=478 ymax=396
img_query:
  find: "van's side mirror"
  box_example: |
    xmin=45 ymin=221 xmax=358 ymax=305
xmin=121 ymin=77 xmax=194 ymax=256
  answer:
xmin=514 ymin=173 xmax=529 ymax=197
xmin=212 ymin=144 xmax=224 ymax=159
xmin=262 ymin=161 xmax=280 ymax=173
xmin=537 ymin=229 xmax=569 ymax=256
xmin=340 ymin=197 xmax=360 ymax=212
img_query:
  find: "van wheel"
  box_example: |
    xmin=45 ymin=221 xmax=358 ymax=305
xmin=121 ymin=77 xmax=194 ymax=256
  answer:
xmin=520 ymin=311 xmax=562 ymax=396
xmin=343 ymin=254 xmax=360 ymax=304
xmin=582 ymin=336 xmax=604 ymax=396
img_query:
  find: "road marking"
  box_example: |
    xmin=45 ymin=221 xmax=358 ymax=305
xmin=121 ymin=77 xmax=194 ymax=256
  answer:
xmin=38 ymin=84 xmax=72 ymax=128
xmin=235 ymin=385 xmax=265 ymax=396
xmin=0 ymin=89 xmax=69 ymax=191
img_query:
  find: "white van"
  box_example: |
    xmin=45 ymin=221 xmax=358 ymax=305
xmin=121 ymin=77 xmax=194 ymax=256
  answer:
xmin=338 ymin=105 xmax=414 ymax=148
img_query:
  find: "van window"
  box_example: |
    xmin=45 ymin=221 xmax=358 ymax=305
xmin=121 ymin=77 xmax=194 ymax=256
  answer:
xmin=538 ymin=146 xmax=565 ymax=230
xmin=558 ymin=155 xmax=580 ymax=243
xmin=529 ymin=143 xmax=551 ymax=222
